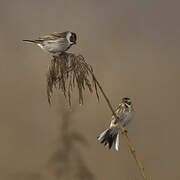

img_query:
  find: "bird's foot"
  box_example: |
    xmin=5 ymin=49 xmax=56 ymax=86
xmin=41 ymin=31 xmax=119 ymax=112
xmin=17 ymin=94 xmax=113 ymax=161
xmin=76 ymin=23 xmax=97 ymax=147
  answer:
xmin=121 ymin=129 xmax=128 ymax=134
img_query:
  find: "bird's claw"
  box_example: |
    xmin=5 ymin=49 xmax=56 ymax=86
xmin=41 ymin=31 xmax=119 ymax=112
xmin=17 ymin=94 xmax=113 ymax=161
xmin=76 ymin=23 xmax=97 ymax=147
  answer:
xmin=122 ymin=129 xmax=128 ymax=134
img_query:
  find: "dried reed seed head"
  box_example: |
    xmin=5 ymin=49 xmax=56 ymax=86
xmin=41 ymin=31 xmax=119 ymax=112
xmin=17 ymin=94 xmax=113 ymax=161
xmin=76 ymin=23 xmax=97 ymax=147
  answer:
xmin=46 ymin=52 xmax=99 ymax=106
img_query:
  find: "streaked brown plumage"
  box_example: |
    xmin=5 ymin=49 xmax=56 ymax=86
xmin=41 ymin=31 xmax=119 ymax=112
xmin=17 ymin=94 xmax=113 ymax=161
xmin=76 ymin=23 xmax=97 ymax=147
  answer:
xmin=97 ymin=97 xmax=134 ymax=151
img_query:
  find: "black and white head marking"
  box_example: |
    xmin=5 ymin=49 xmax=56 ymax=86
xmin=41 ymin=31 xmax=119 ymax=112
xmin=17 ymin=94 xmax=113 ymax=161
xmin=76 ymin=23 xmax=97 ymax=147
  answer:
xmin=66 ymin=31 xmax=77 ymax=45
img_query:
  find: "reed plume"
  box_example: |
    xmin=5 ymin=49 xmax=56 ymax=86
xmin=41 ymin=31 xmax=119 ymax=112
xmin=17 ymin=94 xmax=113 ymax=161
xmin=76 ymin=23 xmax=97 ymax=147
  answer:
xmin=46 ymin=52 xmax=148 ymax=180
xmin=47 ymin=53 xmax=99 ymax=106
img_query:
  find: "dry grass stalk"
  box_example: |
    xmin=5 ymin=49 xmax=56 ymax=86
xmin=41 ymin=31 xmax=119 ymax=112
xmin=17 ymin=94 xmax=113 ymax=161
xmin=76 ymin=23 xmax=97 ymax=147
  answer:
xmin=89 ymin=74 xmax=148 ymax=180
xmin=46 ymin=52 xmax=99 ymax=105
xmin=46 ymin=52 xmax=148 ymax=180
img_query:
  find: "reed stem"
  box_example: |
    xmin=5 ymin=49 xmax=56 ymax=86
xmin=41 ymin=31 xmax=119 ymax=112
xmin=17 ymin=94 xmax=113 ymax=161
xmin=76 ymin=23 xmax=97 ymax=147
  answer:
xmin=89 ymin=71 xmax=148 ymax=180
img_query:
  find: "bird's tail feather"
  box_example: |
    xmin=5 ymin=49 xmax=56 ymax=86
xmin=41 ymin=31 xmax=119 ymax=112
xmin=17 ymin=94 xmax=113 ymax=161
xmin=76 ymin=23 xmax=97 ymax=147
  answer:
xmin=97 ymin=126 xmax=119 ymax=151
xmin=23 ymin=40 xmax=36 ymax=43
xmin=23 ymin=40 xmax=43 ymax=44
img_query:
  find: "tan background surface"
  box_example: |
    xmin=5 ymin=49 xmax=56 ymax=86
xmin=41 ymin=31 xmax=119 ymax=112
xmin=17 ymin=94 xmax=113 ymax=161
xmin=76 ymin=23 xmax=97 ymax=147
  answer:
xmin=0 ymin=0 xmax=180 ymax=179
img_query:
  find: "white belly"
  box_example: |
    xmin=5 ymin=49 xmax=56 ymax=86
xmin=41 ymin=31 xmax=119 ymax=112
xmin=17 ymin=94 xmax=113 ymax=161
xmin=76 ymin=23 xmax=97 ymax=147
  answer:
xmin=43 ymin=39 xmax=69 ymax=53
xmin=36 ymin=39 xmax=70 ymax=53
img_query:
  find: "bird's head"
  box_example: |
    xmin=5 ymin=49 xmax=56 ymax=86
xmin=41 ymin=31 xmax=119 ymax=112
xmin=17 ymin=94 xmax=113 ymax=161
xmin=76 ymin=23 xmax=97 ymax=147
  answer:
xmin=122 ymin=97 xmax=132 ymax=106
xmin=67 ymin=31 xmax=77 ymax=45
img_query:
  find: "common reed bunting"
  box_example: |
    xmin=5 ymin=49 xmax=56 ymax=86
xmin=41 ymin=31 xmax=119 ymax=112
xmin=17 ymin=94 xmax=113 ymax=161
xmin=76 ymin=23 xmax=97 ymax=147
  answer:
xmin=97 ymin=97 xmax=134 ymax=151
xmin=23 ymin=31 xmax=77 ymax=54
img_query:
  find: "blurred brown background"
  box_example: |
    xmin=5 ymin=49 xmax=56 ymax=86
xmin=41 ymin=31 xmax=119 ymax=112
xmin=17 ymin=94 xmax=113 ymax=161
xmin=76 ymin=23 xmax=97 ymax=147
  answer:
xmin=0 ymin=0 xmax=180 ymax=179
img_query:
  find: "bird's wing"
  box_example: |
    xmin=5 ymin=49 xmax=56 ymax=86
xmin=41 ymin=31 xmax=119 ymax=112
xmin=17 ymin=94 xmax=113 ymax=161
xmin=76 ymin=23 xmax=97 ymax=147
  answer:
xmin=111 ymin=103 xmax=126 ymax=125
xmin=39 ymin=32 xmax=67 ymax=41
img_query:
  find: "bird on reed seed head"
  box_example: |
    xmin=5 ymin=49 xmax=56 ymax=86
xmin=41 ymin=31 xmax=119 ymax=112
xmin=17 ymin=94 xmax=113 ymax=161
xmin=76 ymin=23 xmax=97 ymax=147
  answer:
xmin=97 ymin=97 xmax=134 ymax=151
xmin=23 ymin=31 xmax=77 ymax=54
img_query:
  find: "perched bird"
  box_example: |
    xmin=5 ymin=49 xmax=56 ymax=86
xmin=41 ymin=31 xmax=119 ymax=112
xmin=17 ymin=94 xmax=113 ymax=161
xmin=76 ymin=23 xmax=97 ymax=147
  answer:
xmin=23 ymin=31 xmax=77 ymax=54
xmin=97 ymin=97 xmax=134 ymax=151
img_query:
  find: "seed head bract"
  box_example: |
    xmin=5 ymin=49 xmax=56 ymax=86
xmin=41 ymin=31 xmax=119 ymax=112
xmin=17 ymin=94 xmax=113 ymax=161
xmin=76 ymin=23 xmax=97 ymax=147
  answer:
xmin=47 ymin=52 xmax=99 ymax=106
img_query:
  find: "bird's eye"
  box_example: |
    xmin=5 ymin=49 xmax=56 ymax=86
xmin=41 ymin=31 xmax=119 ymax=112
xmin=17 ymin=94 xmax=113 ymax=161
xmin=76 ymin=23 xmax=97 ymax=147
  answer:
xmin=73 ymin=33 xmax=77 ymax=41
xmin=70 ymin=36 xmax=74 ymax=42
